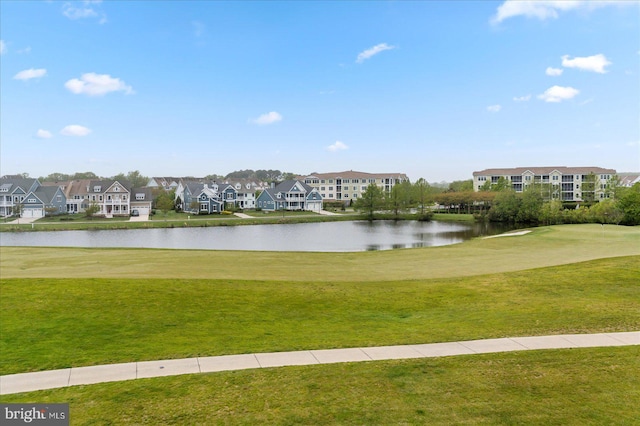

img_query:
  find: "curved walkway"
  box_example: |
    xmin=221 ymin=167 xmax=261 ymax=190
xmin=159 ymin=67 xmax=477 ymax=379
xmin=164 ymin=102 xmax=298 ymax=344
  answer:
xmin=1 ymin=332 xmax=638 ymax=395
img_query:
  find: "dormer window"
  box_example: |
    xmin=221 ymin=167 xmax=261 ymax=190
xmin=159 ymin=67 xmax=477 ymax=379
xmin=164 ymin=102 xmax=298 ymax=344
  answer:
xmin=94 ymin=186 xmax=101 ymax=192
xmin=135 ymin=193 xmax=145 ymax=200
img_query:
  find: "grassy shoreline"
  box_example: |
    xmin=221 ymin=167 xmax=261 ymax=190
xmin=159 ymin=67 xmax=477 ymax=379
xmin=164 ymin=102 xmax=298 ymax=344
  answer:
xmin=0 ymin=212 xmax=475 ymax=232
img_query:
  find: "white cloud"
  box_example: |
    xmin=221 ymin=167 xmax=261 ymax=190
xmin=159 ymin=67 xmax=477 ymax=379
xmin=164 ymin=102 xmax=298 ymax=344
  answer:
xmin=36 ymin=129 xmax=53 ymax=139
xmin=561 ymin=54 xmax=611 ymax=73
xmin=65 ymin=73 xmax=134 ymax=96
xmin=62 ymin=1 xmax=107 ymax=23
xmin=546 ymin=67 xmax=563 ymax=76
xmin=0 ymin=40 xmax=6 ymax=55
xmin=327 ymin=141 xmax=349 ymax=152
xmin=356 ymin=43 xmax=395 ymax=63
xmin=513 ymin=95 xmax=531 ymax=102
xmin=13 ymin=68 xmax=47 ymax=81
xmin=60 ymin=125 xmax=92 ymax=136
xmin=487 ymin=104 xmax=502 ymax=113
xmin=537 ymin=85 xmax=580 ymax=103
xmin=491 ymin=0 xmax=632 ymax=24
xmin=251 ymin=111 xmax=282 ymax=125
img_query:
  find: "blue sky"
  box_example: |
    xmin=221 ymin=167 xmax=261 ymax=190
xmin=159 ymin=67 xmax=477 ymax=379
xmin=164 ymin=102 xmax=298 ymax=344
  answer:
xmin=1 ymin=0 xmax=639 ymax=182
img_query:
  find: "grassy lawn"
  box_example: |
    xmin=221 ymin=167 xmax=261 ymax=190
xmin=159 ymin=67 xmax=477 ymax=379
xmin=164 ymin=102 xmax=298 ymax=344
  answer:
xmin=1 ymin=224 xmax=638 ymax=281
xmin=1 ymin=255 xmax=638 ymax=375
xmin=1 ymin=347 xmax=638 ymax=425
xmin=0 ymin=224 xmax=638 ymax=423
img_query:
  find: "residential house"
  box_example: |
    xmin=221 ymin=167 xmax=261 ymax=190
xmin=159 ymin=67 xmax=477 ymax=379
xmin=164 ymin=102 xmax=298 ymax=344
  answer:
xmin=147 ymin=177 xmax=181 ymax=192
xmin=130 ymin=187 xmax=153 ymax=215
xmin=21 ymin=186 xmax=67 ymax=218
xmin=256 ymin=180 xmax=323 ymax=212
xmin=0 ymin=177 xmax=41 ymax=217
xmin=81 ymin=180 xmax=132 ymax=217
xmin=297 ymin=171 xmax=409 ymax=204
xmin=472 ymin=166 xmax=617 ymax=202
xmin=619 ymin=173 xmax=640 ymax=188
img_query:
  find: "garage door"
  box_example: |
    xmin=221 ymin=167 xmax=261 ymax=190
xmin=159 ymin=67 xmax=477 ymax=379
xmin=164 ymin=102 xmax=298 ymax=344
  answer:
xmin=133 ymin=206 xmax=150 ymax=214
xmin=22 ymin=208 xmax=44 ymax=218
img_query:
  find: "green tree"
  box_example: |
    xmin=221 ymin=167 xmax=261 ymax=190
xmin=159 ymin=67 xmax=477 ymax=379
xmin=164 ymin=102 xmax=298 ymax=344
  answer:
xmin=517 ymin=187 xmax=544 ymax=223
xmin=616 ymin=183 xmax=640 ymax=225
xmin=589 ymin=199 xmax=623 ymax=224
xmin=488 ymin=190 xmax=520 ymax=222
xmin=538 ymin=200 xmax=563 ymax=225
xmin=155 ymin=189 xmax=175 ymax=215
xmin=413 ymin=178 xmax=433 ymax=217
xmin=387 ymin=181 xmax=413 ymax=218
xmin=448 ymin=179 xmax=473 ymax=192
xmin=71 ymin=172 xmax=99 ymax=180
xmin=354 ymin=183 xmax=385 ymax=220
xmin=84 ymin=203 xmax=100 ymax=219
xmin=580 ymin=172 xmax=597 ymax=205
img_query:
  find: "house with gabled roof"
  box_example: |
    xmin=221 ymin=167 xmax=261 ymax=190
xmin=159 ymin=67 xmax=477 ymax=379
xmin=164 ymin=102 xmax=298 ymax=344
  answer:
xmin=82 ymin=180 xmax=131 ymax=217
xmin=21 ymin=186 xmax=67 ymax=218
xmin=0 ymin=177 xmax=41 ymax=217
xmin=130 ymin=187 xmax=153 ymax=215
xmin=256 ymin=180 xmax=323 ymax=212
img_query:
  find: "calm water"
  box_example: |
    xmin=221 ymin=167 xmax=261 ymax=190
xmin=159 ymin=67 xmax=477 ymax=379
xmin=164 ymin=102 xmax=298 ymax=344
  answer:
xmin=0 ymin=221 xmax=511 ymax=252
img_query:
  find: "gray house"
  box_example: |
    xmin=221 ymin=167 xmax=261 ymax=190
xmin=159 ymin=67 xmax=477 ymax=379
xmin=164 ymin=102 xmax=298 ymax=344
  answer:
xmin=256 ymin=180 xmax=323 ymax=212
xmin=21 ymin=186 xmax=67 ymax=218
xmin=0 ymin=177 xmax=41 ymax=217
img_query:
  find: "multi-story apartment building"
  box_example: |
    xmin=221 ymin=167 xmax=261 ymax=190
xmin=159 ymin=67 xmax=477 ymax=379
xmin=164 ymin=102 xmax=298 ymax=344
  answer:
xmin=297 ymin=171 xmax=409 ymax=203
xmin=472 ymin=167 xmax=616 ymax=202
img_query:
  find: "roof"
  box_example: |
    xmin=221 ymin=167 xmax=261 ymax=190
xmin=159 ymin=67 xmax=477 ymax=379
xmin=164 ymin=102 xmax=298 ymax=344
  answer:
xmin=0 ymin=177 xmax=39 ymax=193
xmin=473 ymin=166 xmax=617 ymax=176
xmin=32 ymin=186 xmax=63 ymax=204
xmin=299 ymin=171 xmax=409 ymax=180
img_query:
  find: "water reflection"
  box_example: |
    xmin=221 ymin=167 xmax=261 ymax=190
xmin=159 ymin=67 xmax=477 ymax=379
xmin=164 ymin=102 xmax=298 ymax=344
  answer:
xmin=0 ymin=220 xmax=514 ymax=252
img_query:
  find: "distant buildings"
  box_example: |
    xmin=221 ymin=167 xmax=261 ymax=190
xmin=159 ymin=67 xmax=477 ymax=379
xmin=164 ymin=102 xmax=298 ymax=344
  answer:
xmin=297 ymin=171 xmax=409 ymax=203
xmin=472 ymin=166 xmax=617 ymax=202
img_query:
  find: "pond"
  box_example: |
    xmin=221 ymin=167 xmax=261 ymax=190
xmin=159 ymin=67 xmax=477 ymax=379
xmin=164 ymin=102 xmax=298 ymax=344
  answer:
xmin=0 ymin=220 xmax=513 ymax=252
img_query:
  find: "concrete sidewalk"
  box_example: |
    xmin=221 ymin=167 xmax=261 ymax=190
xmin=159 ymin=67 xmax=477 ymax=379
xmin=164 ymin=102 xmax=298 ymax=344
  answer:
xmin=1 ymin=332 xmax=637 ymax=395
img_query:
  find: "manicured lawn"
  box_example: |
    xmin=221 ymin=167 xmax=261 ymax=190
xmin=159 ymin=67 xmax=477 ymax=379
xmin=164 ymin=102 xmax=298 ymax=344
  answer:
xmin=1 ymin=224 xmax=638 ymax=281
xmin=1 ymin=347 xmax=638 ymax=425
xmin=1 ymin=256 xmax=638 ymax=375
xmin=0 ymin=224 xmax=638 ymax=424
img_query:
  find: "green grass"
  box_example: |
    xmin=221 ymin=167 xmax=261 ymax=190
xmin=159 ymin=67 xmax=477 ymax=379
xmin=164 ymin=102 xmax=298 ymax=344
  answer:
xmin=1 ymin=256 xmax=638 ymax=375
xmin=2 ymin=224 xmax=638 ymax=281
xmin=2 ymin=347 xmax=638 ymax=425
xmin=1 ymin=224 xmax=638 ymax=423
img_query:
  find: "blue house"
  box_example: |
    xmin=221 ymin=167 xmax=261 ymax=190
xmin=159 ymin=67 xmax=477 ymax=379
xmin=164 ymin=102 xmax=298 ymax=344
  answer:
xmin=0 ymin=177 xmax=40 ymax=217
xmin=21 ymin=186 xmax=67 ymax=218
xmin=256 ymin=180 xmax=323 ymax=212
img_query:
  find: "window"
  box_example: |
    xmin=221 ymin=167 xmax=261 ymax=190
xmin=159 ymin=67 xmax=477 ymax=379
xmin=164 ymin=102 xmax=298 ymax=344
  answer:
xmin=136 ymin=193 xmax=145 ymax=200
xmin=329 ymin=179 xmax=334 ymax=183
xmin=329 ymin=186 xmax=333 ymax=191
xmin=93 ymin=186 xmax=101 ymax=192
xmin=353 ymin=194 xmax=358 ymax=198
xmin=114 ymin=186 xmax=120 ymax=192
xmin=552 ymin=175 xmax=559 ymax=181
xmin=57 ymin=195 xmax=62 ymax=202
xmin=321 ymin=179 xmax=326 ymax=184
xmin=343 ymin=179 xmax=350 ymax=183
xmin=27 ymin=198 xmax=36 ymax=203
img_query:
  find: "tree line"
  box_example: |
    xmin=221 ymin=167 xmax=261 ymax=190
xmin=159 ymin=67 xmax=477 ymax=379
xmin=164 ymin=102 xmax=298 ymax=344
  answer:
xmin=353 ymin=178 xmax=640 ymax=226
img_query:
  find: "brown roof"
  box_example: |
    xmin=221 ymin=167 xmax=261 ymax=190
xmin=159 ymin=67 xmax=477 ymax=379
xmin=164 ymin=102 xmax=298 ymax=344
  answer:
xmin=473 ymin=166 xmax=616 ymax=176
xmin=299 ymin=171 xmax=408 ymax=180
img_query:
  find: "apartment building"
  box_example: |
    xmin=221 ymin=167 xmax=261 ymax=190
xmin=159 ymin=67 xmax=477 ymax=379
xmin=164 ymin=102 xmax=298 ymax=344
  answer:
xmin=297 ymin=171 xmax=409 ymax=203
xmin=472 ymin=167 xmax=617 ymax=202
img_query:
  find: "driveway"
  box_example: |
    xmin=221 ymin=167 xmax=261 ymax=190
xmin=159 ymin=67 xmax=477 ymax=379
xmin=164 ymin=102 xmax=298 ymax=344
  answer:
xmin=129 ymin=214 xmax=150 ymax=222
